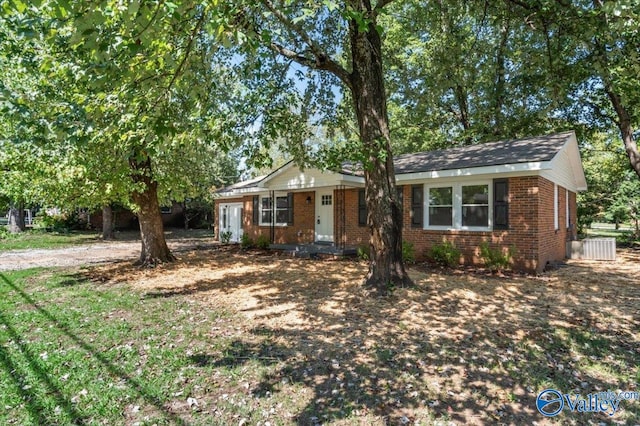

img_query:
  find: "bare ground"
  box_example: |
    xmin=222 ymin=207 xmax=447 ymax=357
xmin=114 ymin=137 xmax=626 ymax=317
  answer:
xmin=0 ymin=230 xmax=217 ymax=271
xmin=78 ymin=247 xmax=640 ymax=425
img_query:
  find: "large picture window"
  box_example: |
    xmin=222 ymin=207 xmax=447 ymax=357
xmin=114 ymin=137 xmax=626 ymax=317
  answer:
xmin=428 ymin=187 xmax=453 ymax=226
xmin=461 ymin=184 xmax=489 ymax=227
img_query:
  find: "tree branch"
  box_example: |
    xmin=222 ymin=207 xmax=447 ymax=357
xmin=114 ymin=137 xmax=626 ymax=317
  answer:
xmin=259 ymin=0 xmax=352 ymax=86
xmin=374 ymin=0 xmax=397 ymax=12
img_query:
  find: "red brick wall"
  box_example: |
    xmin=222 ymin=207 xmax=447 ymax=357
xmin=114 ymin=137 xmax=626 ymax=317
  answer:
xmin=339 ymin=176 xmax=571 ymax=273
xmin=537 ymin=178 xmax=575 ymax=270
xmin=215 ymin=192 xmax=316 ymax=244
xmin=217 ymin=177 xmax=577 ymax=273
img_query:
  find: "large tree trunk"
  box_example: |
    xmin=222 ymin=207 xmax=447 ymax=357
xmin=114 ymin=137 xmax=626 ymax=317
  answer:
xmin=102 ymin=204 xmax=115 ymax=240
xmin=605 ymin=88 xmax=640 ymax=179
xmin=129 ymin=155 xmax=175 ymax=265
xmin=347 ymin=0 xmax=412 ymax=294
xmin=7 ymin=203 xmax=25 ymax=234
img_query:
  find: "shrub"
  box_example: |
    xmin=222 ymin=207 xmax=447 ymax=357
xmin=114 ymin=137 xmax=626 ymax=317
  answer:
xmin=428 ymin=240 xmax=461 ymax=268
xmin=402 ymin=241 xmax=416 ymax=263
xmin=0 ymin=226 xmax=8 ymax=239
xmin=240 ymin=233 xmax=254 ymax=249
xmin=479 ymin=241 xmax=515 ymax=272
xmin=35 ymin=210 xmax=83 ymax=232
xmin=357 ymin=244 xmax=370 ymax=261
xmin=220 ymin=231 xmax=233 ymax=244
xmin=255 ymin=234 xmax=270 ymax=249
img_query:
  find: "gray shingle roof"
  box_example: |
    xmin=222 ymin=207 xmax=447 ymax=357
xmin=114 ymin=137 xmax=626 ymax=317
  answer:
xmin=393 ymin=132 xmax=571 ymax=174
xmin=343 ymin=131 xmax=572 ymax=175
xmin=218 ymin=132 xmax=574 ymax=193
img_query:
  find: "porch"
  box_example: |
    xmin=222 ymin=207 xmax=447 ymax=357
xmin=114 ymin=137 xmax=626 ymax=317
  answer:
xmin=269 ymin=242 xmax=358 ymax=258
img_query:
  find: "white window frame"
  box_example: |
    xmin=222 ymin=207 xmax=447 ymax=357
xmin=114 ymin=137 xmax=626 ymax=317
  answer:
xmin=259 ymin=193 xmax=290 ymax=227
xmin=425 ymin=180 xmax=492 ymax=231
xmin=554 ymin=184 xmax=559 ymax=230
xmin=425 ymin=185 xmax=454 ymax=230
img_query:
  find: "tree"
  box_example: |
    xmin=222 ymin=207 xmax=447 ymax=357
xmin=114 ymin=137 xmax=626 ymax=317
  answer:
xmin=218 ymin=0 xmax=411 ymax=293
xmin=3 ymin=1 xmax=241 ymax=264
xmin=504 ymin=0 xmax=640 ymax=179
xmin=609 ymin=170 xmax=640 ymax=237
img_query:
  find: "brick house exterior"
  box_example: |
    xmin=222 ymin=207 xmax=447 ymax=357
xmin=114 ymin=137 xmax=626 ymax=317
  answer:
xmin=215 ymin=132 xmax=586 ymax=273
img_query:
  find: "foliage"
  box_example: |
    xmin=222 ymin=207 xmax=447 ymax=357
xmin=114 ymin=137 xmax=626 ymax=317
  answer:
xmin=255 ymin=234 xmax=270 ymax=250
xmin=357 ymin=244 xmax=370 ymax=261
xmin=220 ymin=231 xmax=233 ymax=245
xmin=183 ymin=198 xmax=214 ymax=230
xmin=479 ymin=242 xmax=515 ymax=272
xmin=0 ymin=226 xmax=8 ymax=240
xmin=428 ymin=241 xmax=461 ymax=268
xmin=609 ymin=170 xmax=640 ymax=236
xmin=240 ymin=233 xmax=254 ymax=250
xmin=402 ymin=241 xmax=416 ymax=264
xmin=37 ymin=211 xmax=85 ymax=232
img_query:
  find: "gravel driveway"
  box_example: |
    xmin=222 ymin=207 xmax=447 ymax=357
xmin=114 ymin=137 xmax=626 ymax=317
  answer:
xmin=0 ymin=238 xmax=219 ymax=271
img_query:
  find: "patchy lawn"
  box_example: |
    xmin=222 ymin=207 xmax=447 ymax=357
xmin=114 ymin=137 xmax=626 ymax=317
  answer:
xmin=0 ymin=228 xmax=214 ymax=251
xmin=1 ymin=248 xmax=638 ymax=425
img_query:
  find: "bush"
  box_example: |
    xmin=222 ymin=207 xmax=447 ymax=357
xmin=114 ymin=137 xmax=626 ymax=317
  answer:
xmin=220 ymin=231 xmax=232 ymax=244
xmin=402 ymin=241 xmax=416 ymax=263
xmin=255 ymin=234 xmax=270 ymax=249
xmin=357 ymin=244 xmax=370 ymax=261
xmin=240 ymin=233 xmax=254 ymax=249
xmin=428 ymin=240 xmax=461 ymax=268
xmin=479 ymin=241 xmax=514 ymax=272
xmin=35 ymin=210 xmax=84 ymax=232
xmin=0 ymin=226 xmax=8 ymax=239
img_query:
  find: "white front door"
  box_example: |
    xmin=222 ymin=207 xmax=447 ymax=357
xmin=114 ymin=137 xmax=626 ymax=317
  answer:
xmin=315 ymin=190 xmax=334 ymax=242
xmin=219 ymin=203 xmax=243 ymax=243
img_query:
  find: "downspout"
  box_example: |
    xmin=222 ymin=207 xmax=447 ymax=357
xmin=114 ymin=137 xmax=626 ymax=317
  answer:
xmin=270 ymin=190 xmax=275 ymax=244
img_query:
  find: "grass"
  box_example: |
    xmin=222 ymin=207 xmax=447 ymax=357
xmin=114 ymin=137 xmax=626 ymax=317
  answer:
xmin=0 ymin=228 xmax=214 ymax=251
xmin=0 ymin=249 xmax=639 ymax=425
xmin=0 ymin=230 xmax=101 ymax=251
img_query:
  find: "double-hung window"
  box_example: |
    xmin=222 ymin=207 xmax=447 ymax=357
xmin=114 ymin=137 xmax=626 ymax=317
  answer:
xmin=461 ymin=184 xmax=489 ymax=227
xmin=424 ymin=181 xmax=493 ymax=230
xmin=428 ymin=187 xmax=453 ymax=227
xmin=258 ymin=193 xmax=293 ymax=226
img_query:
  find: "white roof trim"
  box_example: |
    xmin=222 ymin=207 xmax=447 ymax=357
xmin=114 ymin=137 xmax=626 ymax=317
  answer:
xmin=396 ymin=161 xmax=550 ymax=182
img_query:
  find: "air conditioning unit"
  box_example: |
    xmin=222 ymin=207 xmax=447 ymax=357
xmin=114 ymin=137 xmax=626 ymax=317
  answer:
xmin=567 ymin=238 xmax=616 ymax=261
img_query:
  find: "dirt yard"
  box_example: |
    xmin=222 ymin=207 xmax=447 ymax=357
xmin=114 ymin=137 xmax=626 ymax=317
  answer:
xmin=80 ymin=247 xmax=640 ymax=425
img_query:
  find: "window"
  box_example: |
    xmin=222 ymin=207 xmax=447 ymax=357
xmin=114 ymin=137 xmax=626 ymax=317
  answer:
xmin=554 ymin=184 xmax=559 ymax=230
xmin=321 ymin=194 xmax=332 ymax=206
xmin=462 ymin=184 xmax=489 ymax=227
xmin=261 ymin=196 xmax=272 ymax=224
xmin=260 ymin=193 xmax=293 ymax=226
xmin=411 ymin=185 xmax=423 ymax=228
xmin=160 ymin=206 xmax=172 ymax=214
xmin=358 ymin=189 xmax=367 ymax=226
xmin=275 ymin=196 xmax=289 ymax=223
xmin=423 ymin=181 xmax=493 ymax=230
xmin=222 ymin=206 xmax=227 ymax=228
xmin=428 ymin=187 xmax=452 ymax=227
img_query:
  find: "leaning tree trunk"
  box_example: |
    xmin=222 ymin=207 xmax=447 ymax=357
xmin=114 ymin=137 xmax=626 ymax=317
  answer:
xmin=605 ymin=87 xmax=640 ymax=180
xmin=102 ymin=204 xmax=115 ymax=240
xmin=129 ymin=155 xmax=175 ymax=265
xmin=7 ymin=203 xmax=25 ymax=234
xmin=347 ymin=1 xmax=412 ymax=294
